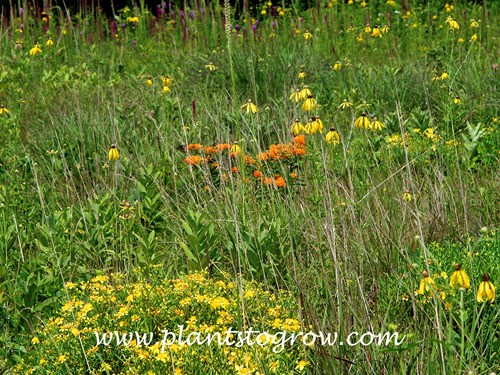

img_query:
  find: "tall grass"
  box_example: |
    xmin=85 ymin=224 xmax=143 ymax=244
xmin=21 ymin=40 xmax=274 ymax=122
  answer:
xmin=0 ymin=0 xmax=499 ymax=373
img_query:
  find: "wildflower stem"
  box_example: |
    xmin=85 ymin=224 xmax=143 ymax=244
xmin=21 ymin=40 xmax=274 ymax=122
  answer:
xmin=224 ymin=0 xmax=238 ymax=130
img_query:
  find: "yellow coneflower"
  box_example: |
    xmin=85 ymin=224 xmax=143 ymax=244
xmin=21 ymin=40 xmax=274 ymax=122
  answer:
xmin=454 ymin=96 xmax=461 ymax=105
xmin=290 ymin=89 xmax=301 ymax=102
xmin=370 ymin=117 xmax=384 ymax=131
xmin=291 ymin=118 xmax=305 ymax=135
xmin=302 ymin=95 xmax=317 ymax=111
xmin=333 ymin=61 xmax=342 ymax=71
xmin=364 ymin=26 xmax=371 ymax=34
xmin=163 ymin=85 xmax=170 ymax=93
xmin=163 ymin=76 xmax=173 ymax=86
xmin=354 ymin=112 xmax=370 ymax=129
xmin=439 ymin=71 xmax=449 ymax=80
xmin=450 ymin=263 xmax=470 ymax=290
xmin=230 ymin=144 xmax=242 ymax=155
xmin=311 ymin=116 xmax=324 ymax=133
xmin=304 ymin=118 xmax=313 ymax=134
xmin=299 ymin=86 xmax=312 ymax=100
xmin=45 ymin=38 xmax=54 ymax=46
xmin=386 ymin=0 xmax=395 ymax=6
xmin=0 ymin=105 xmax=9 ymax=115
xmin=380 ymin=25 xmax=390 ymax=33
xmin=477 ymin=273 xmax=495 ymax=303
xmin=371 ymin=25 xmax=381 ymax=38
xmin=356 ymin=33 xmax=364 ymax=42
xmin=402 ymin=191 xmax=413 ymax=202
xmin=29 ymin=44 xmax=42 ymax=56
xmin=338 ymin=99 xmax=353 ymax=110
xmin=325 ymin=127 xmax=340 ymax=145
xmin=303 ymin=30 xmax=313 ymax=40
xmin=108 ymin=144 xmax=120 ymax=161
xmin=417 ymin=271 xmax=436 ymax=295
xmin=241 ymin=99 xmax=258 ymax=114
xmin=146 ymin=77 xmax=153 ymax=87
xmin=205 ymin=63 xmax=217 ymax=71
xmin=446 ymin=17 xmax=459 ymax=30
xmin=41 ymin=11 xmax=49 ymax=23
xmin=470 ymin=19 xmax=479 ymax=28
xmin=470 ymin=34 xmax=478 ymax=42
xmin=298 ymin=70 xmax=306 ymax=79
xmin=445 ymin=3 xmax=453 ymax=12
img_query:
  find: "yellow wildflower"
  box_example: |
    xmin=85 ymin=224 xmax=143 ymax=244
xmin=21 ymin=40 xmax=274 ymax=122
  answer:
xmin=302 ymin=95 xmax=317 ymax=111
xmin=303 ymin=30 xmax=313 ymax=40
xmin=450 ymin=263 xmax=470 ymax=290
xmin=205 ymin=62 xmax=217 ymax=71
xmin=296 ymin=360 xmax=309 ymax=371
xmin=477 ymin=273 xmax=495 ymax=303
xmin=29 ymin=44 xmax=42 ymax=56
xmin=291 ymin=118 xmax=305 ymax=135
xmin=45 ymin=38 xmax=54 ymax=46
xmin=241 ymin=99 xmax=258 ymax=114
xmin=230 ymin=144 xmax=242 ymax=155
xmin=370 ymin=117 xmax=384 ymax=131
xmin=325 ymin=128 xmax=340 ymax=145
xmin=299 ymin=86 xmax=312 ymax=100
xmin=290 ymin=88 xmax=302 ymax=102
xmin=338 ymin=99 xmax=352 ymax=109
xmin=108 ymin=144 xmax=120 ymax=161
xmin=417 ymin=271 xmax=436 ymax=295
xmin=402 ymin=191 xmax=413 ymax=202
xmin=354 ymin=112 xmax=370 ymax=129
xmin=333 ymin=61 xmax=342 ymax=71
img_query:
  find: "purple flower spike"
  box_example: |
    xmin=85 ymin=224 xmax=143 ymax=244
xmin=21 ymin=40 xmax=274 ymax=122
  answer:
xmin=189 ymin=10 xmax=195 ymax=20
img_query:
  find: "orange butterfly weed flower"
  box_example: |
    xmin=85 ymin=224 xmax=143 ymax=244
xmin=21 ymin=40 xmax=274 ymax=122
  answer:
xmin=216 ymin=143 xmax=231 ymax=151
xmin=258 ymin=152 xmax=269 ymax=162
xmin=261 ymin=177 xmax=274 ymax=185
xmin=293 ymin=135 xmax=306 ymax=145
xmin=244 ymin=156 xmax=256 ymax=165
xmin=184 ymin=155 xmax=205 ymax=165
xmin=204 ymin=146 xmax=216 ymax=154
xmin=231 ymin=166 xmax=239 ymax=173
xmin=187 ymin=144 xmax=202 ymax=151
xmin=275 ymin=177 xmax=287 ymax=188
xmin=253 ymin=170 xmax=263 ymax=178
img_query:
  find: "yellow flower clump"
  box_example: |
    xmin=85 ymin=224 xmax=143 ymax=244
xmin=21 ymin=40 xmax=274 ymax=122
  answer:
xmin=16 ymin=270 xmax=306 ymax=374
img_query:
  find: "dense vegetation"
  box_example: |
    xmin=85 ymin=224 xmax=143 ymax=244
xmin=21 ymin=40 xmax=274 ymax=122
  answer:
xmin=0 ymin=0 xmax=499 ymax=373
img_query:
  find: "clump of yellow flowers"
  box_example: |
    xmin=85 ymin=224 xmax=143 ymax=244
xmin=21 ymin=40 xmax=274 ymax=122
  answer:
xmin=15 ymin=270 xmax=307 ymax=374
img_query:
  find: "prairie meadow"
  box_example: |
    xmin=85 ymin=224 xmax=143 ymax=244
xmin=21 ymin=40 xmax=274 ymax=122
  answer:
xmin=0 ymin=0 xmax=499 ymax=373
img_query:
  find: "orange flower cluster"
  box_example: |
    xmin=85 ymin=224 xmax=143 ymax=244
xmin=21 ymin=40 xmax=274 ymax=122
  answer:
xmin=258 ymin=135 xmax=307 ymax=161
xmin=184 ymin=155 xmax=206 ymax=165
xmin=182 ymin=137 xmax=307 ymax=189
xmin=260 ymin=175 xmax=287 ymax=188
